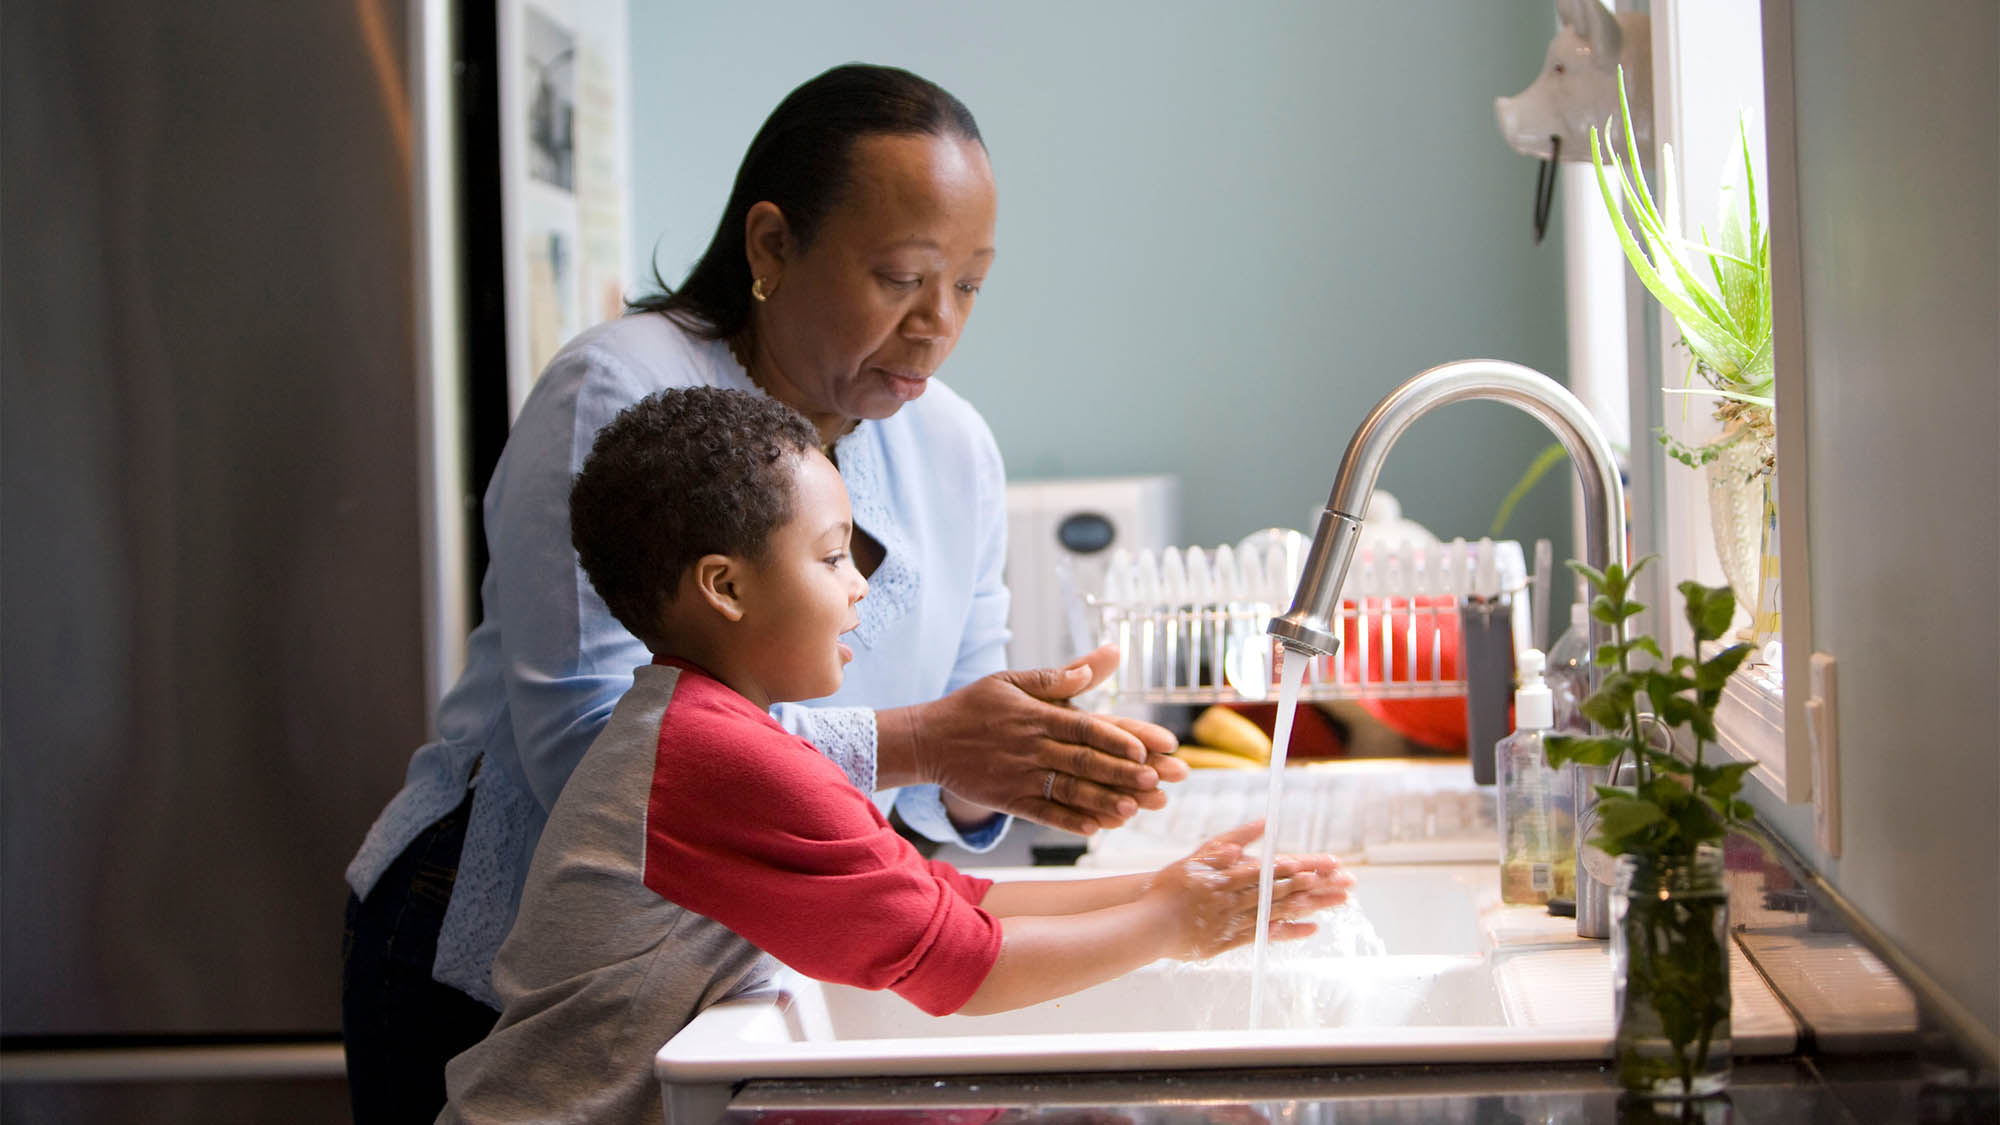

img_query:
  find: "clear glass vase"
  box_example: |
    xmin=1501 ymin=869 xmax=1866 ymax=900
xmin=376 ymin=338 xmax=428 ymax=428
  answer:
xmin=1704 ymin=432 xmax=1768 ymax=625
xmin=1611 ymin=846 xmax=1732 ymax=1098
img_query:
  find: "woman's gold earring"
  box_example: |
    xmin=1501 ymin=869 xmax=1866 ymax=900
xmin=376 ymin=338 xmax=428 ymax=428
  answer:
xmin=750 ymin=277 xmax=770 ymax=303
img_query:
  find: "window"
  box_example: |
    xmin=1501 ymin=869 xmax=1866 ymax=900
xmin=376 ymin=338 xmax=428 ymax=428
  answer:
xmin=1583 ymin=0 xmax=1811 ymax=801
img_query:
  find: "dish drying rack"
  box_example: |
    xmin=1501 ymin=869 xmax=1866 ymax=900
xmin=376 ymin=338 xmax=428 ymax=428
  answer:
xmin=1075 ymin=532 xmax=1550 ymax=707
xmin=1078 ymin=760 xmax=1499 ymax=869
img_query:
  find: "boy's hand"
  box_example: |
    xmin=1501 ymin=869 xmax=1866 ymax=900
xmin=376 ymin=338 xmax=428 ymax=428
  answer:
xmin=877 ymin=645 xmax=1188 ymax=836
xmin=1144 ymin=821 xmax=1353 ymax=961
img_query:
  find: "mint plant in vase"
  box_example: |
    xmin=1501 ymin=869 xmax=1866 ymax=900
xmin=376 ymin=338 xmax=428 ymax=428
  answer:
xmin=1545 ymin=555 xmax=1757 ymax=1099
xmin=1593 ymin=70 xmax=1775 ymax=628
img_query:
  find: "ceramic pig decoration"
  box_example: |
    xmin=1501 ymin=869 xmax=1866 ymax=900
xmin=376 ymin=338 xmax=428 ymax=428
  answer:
xmin=1495 ymin=0 xmax=1652 ymax=163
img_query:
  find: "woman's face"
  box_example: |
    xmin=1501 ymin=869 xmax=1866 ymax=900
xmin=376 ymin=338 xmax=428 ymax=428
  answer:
xmin=747 ymin=133 xmax=997 ymax=431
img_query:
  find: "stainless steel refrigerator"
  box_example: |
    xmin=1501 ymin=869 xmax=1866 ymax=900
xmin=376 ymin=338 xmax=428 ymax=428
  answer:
xmin=2 ymin=2 xmax=498 ymax=1119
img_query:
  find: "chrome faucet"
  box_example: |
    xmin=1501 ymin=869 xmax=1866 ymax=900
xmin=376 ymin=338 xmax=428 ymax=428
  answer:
xmin=1267 ymin=358 xmax=1626 ymax=657
xmin=1266 ymin=358 xmax=1629 ymax=936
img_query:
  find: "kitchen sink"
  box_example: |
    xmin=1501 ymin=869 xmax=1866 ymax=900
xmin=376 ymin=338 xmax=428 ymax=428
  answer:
xmin=655 ymin=863 xmax=1796 ymax=1123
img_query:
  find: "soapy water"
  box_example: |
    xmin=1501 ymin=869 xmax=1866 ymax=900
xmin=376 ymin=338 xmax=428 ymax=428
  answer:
xmin=1247 ymin=646 xmax=1312 ymax=1028
xmin=1163 ymin=897 xmax=1391 ymax=1030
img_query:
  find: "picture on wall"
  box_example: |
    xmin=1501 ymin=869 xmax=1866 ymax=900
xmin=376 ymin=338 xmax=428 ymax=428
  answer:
xmin=524 ymin=7 xmax=576 ymax=191
xmin=499 ymin=0 xmax=630 ymax=419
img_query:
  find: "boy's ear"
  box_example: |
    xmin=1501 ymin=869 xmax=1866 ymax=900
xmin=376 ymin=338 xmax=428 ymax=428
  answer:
xmin=692 ymin=553 xmax=748 ymax=622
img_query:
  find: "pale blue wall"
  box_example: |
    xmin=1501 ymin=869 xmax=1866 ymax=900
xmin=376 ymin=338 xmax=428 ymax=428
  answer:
xmin=629 ymin=2 xmax=1573 ymax=560
xmin=1769 ymin=0 xmax=1999 ymax=1051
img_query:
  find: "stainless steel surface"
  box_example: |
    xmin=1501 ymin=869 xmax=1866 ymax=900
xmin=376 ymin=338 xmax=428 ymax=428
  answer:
xmin=3 ymin=2 xmax=443 ymax=1114
xmin=1268 ymin=360 xmax=1627 ymax=661
xmin=415 ymin=0 xmax=474 ymax=713
xmin=1571 ymin=759 xmax=1636 ymax=939
xmin=1 ymin=1045 xmax=346 ymax=1083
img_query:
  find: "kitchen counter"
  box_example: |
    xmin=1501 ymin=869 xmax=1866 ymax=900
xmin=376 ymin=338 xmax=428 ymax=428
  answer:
xmin=717 ymin=1055 xmax=1993 ymax=1123
xmin=687 ymin=802 xmax=1997 ymax=1124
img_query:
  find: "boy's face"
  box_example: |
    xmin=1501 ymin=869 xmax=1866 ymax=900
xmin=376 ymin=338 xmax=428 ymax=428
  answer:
xmin=739 ymin=451 xmax=868 ymax=703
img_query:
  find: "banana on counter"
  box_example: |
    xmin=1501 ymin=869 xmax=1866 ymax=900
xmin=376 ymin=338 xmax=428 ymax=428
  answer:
xmin=1177 ymin=706 xmax=1274 ymax=768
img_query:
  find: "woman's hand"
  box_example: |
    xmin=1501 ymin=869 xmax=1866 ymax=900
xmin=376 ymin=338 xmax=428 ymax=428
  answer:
xmin=1143 ymin=821 xmax=1352 ymax=962
xmin=877 ymin=645 xmax=1189 ymax=836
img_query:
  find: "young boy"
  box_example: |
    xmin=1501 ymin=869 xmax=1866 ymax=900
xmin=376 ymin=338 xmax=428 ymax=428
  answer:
xmin=439 ymin=388 xmax=1351 ymax=1123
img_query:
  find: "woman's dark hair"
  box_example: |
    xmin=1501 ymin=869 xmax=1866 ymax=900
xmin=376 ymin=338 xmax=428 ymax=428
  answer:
xmin=570 ymin=387 xmax=820 ymax=651
xmin=629 ymin=63 xmax=984 ymax=339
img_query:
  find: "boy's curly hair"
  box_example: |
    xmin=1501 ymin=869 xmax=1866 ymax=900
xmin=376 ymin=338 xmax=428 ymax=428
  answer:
xmin=569 ymin=387 xmax=820 ymax=650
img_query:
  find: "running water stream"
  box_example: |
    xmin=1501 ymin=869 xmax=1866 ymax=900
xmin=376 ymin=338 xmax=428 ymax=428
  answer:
xmin=1246 ymin=645 xmax=1311 ymax=1029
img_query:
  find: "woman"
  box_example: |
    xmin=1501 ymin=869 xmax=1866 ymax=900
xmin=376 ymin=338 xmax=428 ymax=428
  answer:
xmin=341 ymin=63 xmax=1184 ymax=1119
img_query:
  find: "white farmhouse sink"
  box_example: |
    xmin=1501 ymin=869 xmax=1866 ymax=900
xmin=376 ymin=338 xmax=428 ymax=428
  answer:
xmin=656 ymin=863 xmax=1795 ymax=1123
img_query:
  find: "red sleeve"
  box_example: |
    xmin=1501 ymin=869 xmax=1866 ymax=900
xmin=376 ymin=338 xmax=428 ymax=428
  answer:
xmin=642 ymin=687 xmax=1002 ymax=1016
xmin=928 ymin=859 xmax=993 ymax=906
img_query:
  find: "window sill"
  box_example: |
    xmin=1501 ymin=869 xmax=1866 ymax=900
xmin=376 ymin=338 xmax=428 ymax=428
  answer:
xmin=1713 ymin=658 xmax=1801 ymax=801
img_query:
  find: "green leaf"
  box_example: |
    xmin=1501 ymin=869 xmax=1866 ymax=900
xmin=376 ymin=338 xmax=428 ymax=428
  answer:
xmin=1592 ymin=130 xmax=1714 ymax=338
xmin=1655 ymin=692 xmax=1697 ymax=729
xmin=1689 ymin=710 xmax=1718 ymax=742
xmin=1671 ymin=793 xmax=1726 ymax=845
xmin=1648 ymin=667 xmax=1696 ymax=695
xmin=1546 ymin=735 xmax=1630 ymax=768
xmin=1592 ymin=64 xmax=1773 ymax=453
xmin=1644 ymin=748 xmax=1693 ymax=778
xmin=1662 ymin=385 xmax=1776 ymax=409
xmin=1591 ymin=594 xmax=1643 ymax=626
xmin=1566 ymin=558 xmax=1608 ymax=593
xmin=1490 ymin=443 xmax=1570 ymax=538
xmin=1698 ymin=644 xmax=1754 ymax=691
xmin=1693 ymin=760 xmax=1757 ymax=801
xmin=1596 ymin=796 xmax=1668 ymax=839
xmin=1641 ymin=775 xmax=1691 ymax=807
xmin=1581 ymin=673 xmax=1639 ymax=729
xmin=1629 ymin=636 xmax=1665 ymax=662
xmin=1679 ymin=581 xmax=1737 ymax=643
xmin=1590 ymin=637 xmax=1659 ymax=669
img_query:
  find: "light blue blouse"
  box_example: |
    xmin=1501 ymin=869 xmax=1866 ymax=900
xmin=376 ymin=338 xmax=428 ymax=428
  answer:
xmin=347 ymin=313 xmax=1012 ymax=1007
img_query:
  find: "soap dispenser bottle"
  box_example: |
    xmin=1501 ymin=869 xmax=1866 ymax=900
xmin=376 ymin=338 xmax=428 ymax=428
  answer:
xmin=1496 ymin=649 xmax=1575 ymax=905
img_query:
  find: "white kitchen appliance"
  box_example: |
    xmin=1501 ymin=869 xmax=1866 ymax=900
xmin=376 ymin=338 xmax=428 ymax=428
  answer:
xmin=1004 ymin=475 xmax=1180 ymax=672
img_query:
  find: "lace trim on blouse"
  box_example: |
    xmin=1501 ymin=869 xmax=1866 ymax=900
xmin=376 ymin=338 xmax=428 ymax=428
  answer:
xmin=834 ymin=426 xmax=918 ymax=650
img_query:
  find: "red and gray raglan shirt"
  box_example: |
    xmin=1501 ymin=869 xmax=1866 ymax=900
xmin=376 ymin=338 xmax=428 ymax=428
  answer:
xmin=441 ymin=658 xmax=1003 ymax=1124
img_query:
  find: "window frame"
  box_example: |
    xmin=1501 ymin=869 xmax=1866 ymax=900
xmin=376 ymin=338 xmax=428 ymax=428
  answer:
xmin=1634 ymin=0 xmax=1814 ymax=802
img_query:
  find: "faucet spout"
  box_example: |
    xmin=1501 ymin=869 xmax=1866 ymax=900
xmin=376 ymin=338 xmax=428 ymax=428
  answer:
xmin=1267 ymin=359 xmax=1627 ymax=657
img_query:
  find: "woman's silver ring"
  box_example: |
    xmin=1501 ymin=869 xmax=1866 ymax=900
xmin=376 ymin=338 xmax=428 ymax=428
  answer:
xmin=1042 ymin=771 xmax=1057 ymax=801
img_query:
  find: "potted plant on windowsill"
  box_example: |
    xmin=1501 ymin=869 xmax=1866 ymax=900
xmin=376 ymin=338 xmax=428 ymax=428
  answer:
xmin=1592 ymin=69 xmax=1775 ymax=629
xmin=1545 ymin=554 xmax=1758 ymax=1099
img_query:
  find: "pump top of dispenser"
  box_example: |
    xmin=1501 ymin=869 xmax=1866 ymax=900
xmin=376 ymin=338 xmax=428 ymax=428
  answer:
xmin=1514 ymin=647 xmax=1553 ymax=730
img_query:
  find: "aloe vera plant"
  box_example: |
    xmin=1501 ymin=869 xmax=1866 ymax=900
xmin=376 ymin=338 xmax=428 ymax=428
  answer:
xmin=1593 ymin=68 xmax=1774 ymax=471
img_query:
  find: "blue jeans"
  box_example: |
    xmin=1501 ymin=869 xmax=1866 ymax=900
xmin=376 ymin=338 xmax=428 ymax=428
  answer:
xmin=341 ymin=793 xmax=500 ymax=1124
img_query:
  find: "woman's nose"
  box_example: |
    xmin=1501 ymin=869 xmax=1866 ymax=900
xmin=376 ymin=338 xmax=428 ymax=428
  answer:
xmin=851 ymin=572 xmax=869 ymax=604
xmin=902 ymin=284 xmax=956 ymax=344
